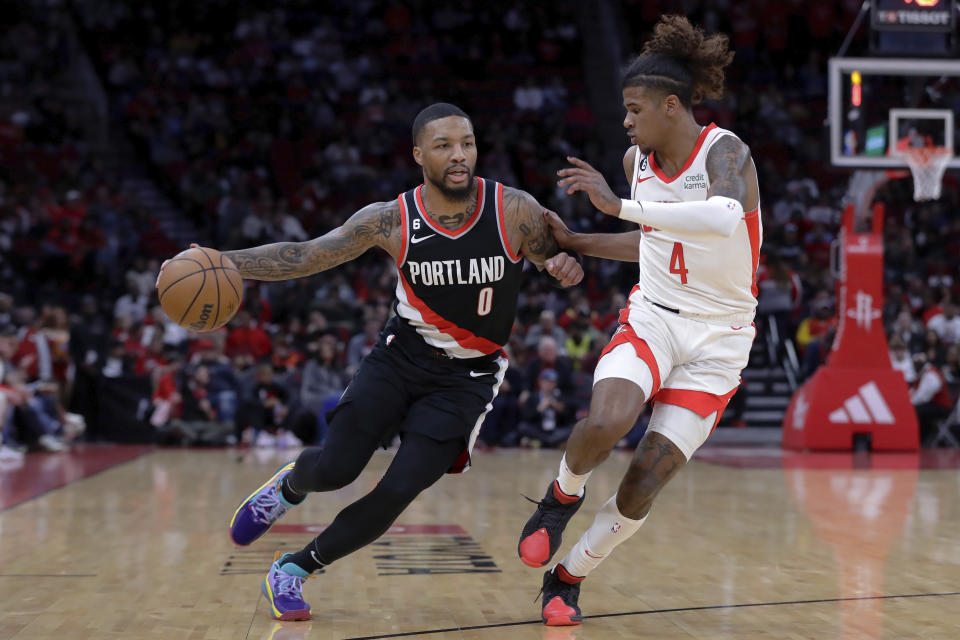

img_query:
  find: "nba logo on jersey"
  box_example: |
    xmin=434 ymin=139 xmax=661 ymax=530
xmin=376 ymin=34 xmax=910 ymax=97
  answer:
xmin=611 ymin=522 xmax=622 ymax=533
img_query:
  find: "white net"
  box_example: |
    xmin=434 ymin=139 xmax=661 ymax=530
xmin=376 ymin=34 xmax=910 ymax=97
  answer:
xmin=895 ymin=146 xmax=952 ymax=202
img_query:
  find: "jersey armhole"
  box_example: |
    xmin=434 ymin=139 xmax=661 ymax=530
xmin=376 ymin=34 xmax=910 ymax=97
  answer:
xmin=495 ymin=182 xmax=522 ymax=263
xmin=630 ymin=147 xmax=640 ymax=200
xmin=397 ymin=193 xmax=409 ymax=267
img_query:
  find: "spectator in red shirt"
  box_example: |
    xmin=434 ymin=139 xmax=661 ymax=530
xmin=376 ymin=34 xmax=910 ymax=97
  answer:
xmin=150 ymin=360 xmax=182 ymax=429
xmin=922 ymin=292 xmax=945 ymax=327
xmin=236 ymin=363 xmax=296 ymax=447
xmin=803 ymin=223 xmax=833 ymax=269
xmin=134 ymin=332 xmax=168 ymax=378
xmin=910 ymin=352 xmax=954 ymax=445
xmin=45 ymin=216 xmax=81 ymax=256
xmin=271 ymin=333 xmax=305 ymax=374
xmin=225 ymin=310 xmax=272 ymax=363
xmin=757 ymin=253 xmax=803 ymax=347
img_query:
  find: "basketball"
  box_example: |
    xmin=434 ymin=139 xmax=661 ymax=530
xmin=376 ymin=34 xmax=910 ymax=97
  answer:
xmin=156 ymin=246 xmax=243 ymax=332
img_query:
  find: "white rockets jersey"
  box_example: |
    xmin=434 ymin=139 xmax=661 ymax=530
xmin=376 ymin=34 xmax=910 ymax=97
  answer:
xmin=629 ymin=123 xmax=761 ymax=322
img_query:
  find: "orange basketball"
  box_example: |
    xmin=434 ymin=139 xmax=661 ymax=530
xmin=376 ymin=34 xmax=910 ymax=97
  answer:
xmin=156 ymin=246 xmax=243 ymax=332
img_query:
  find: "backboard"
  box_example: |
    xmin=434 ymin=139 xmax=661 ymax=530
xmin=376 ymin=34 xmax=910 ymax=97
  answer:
xmin=828 ymin=57 xmax=960 ymax=169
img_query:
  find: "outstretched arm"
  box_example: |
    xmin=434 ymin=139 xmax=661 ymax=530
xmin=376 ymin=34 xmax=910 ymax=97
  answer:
xmin=536 ymin=146 xmax=642 ymax=263
xmin=501 ymin=187 xmax=583 ymax=287
xmin=558 ymin=136 xmax=755 ymax=238
xmin=543 ymin=209 xmax=642 ymax=262
xmin=223 ymin=200 xmax=402 ymax=280
xmin=618 ymin=136 xmax=751 ymax=236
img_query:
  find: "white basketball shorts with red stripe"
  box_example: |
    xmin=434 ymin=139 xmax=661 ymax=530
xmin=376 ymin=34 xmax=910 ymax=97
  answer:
xmin=593 ymin=300 xmax=756 ymax=459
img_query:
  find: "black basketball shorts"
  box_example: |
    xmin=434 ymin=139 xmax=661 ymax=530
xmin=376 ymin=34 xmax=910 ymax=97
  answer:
xmin=325 ymin=326 xmax=507 ymax=469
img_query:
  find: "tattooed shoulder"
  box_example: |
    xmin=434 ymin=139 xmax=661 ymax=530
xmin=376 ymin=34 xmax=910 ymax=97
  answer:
xmin=705 ymin=135 xmax=750 ymax=205
xmin=501 ymin=185 xmax=539 ymax=213
xmin=501 ymin=186 xmax=558 ymax=267
xmin=341 ymin=199 xmax=401 ymax=254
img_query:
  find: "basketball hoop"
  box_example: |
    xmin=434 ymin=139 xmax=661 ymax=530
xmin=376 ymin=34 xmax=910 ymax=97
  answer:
xmin=894 ymin=146 xmax=952 ymax=202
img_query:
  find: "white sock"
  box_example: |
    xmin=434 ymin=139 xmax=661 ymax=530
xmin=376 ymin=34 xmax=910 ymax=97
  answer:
xmin=556 ymin=453 xmax=591 ymax=498
xmin=557 ymin=493 xmax=646 ymax=579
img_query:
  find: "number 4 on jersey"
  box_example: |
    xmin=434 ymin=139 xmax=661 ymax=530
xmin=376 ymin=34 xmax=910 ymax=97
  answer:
xmin=669 ymin=242 xmax=688 ymax=284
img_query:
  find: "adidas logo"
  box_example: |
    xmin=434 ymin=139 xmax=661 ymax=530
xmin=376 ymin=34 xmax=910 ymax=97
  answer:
xmin=828 ymin=381 xmax=895 ymax=424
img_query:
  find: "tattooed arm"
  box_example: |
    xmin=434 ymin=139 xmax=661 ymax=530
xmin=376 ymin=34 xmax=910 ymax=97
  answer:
xmin=707 ymin=136 xmax=759 ymax=211
xmin=705 ymin=134 xmax=758 ymax=211
xmin=223 ymin=200 xmax=402 ymax=280
xmin=502 ymin=187 xmax=560 ymax=270
xmin=501 ymin=186 xmax=583 ymax=287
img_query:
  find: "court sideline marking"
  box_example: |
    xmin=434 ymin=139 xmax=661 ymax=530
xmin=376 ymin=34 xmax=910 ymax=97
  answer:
xmin=0 ymin=446 xmax=153 ymax=513
xmin=0 ymin=573 xmax=97 ymax=578
xmin=342 ymin=591 xmax=960 ymax=639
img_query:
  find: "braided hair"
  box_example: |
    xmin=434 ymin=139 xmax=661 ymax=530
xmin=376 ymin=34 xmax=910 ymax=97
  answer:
xmin=623 ymin=16 xmax=734 ymax=107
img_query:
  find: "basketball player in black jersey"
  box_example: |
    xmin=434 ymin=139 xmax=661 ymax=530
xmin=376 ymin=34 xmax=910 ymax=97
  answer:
xmin=191 ymin=103 xmax=583 ymax=620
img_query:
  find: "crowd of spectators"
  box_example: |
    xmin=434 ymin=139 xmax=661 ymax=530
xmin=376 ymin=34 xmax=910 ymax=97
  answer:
xmin=881 ymin=184 xmax=960 ymax=442
xmin=0 ymin=1 xmax=181 ymax=461
xmin=2 ymin=1 xmax=959 ymax=462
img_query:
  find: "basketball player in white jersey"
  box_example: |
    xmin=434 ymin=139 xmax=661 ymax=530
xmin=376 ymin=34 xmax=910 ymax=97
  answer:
xmin=517 ymin=16 xmax=761 ymax=625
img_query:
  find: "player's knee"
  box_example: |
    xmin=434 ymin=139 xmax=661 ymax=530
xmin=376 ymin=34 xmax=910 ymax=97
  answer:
xmin=318 ymin=465 xmax=364 ymax=491
xmin=583 ymin=412 xmax=634 ymax=446
xmin=293 ymin=446 xmax=364 ymax=492
xmin=370 ymin=481 xmax=422 ymax=510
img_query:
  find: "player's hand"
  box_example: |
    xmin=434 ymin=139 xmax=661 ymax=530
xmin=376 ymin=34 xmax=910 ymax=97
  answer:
xmin=557 ymin=157 xmax=621 ymax=216
xmin=156 ymin=243 xmax=201 ymax=288
xmin=542 ymin=209 xmax=577 ymax=249
xmin=545 ymin=251 xmax=583 ymax=288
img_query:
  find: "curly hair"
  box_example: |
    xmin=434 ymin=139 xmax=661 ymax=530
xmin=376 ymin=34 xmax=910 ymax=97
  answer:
xmin=623 ymin=15 xmax=734 ymax=106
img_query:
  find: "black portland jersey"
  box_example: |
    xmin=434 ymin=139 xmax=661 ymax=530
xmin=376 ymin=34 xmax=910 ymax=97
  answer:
xmin=394 ymin=177 xmax=524 ymax=358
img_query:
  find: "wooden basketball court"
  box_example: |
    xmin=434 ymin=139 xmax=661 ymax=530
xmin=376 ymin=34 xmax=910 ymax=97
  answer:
xmin=2 ymin=444 xmax=960 ymax=639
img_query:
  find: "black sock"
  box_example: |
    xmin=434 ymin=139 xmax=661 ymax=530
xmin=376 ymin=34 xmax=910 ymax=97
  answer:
xmin=284 ymin=543 xmax=326 ymax=573
xmin=280 ymin=477 xmax=306 ymax=505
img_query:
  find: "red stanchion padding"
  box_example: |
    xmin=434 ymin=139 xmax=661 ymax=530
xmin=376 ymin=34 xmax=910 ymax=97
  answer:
xmin=782 ymin=368 xmax=918 ymax=450
xmin=782 ymin=229 xmax=918 ymax=451
xmin=831 ymin=233 xmax=888 ymax=368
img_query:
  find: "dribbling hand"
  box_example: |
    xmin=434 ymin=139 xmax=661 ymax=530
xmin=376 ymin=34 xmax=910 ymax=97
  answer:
xmin=544 ymin=252 xmax=583 ymax=288
xmin=156 ymin=242 xmax=200 ymax=289
xmin=557 ymin=156 xmax=621 ymax=217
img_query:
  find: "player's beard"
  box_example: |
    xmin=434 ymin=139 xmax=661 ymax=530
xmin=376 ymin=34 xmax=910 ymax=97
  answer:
xmin=426 ymin=165 xmax=475 ymax=201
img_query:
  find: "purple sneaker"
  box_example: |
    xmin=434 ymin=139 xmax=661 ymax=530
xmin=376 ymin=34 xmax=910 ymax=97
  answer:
xmin=263 ymin=552 xmax=313 ymax=621
xmin=230 ymin=461 xmax=297 ymax=546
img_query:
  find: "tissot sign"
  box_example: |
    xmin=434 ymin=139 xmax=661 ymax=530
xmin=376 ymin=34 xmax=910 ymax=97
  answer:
xmin=872 ymin=0 xmax=957 ymax=31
